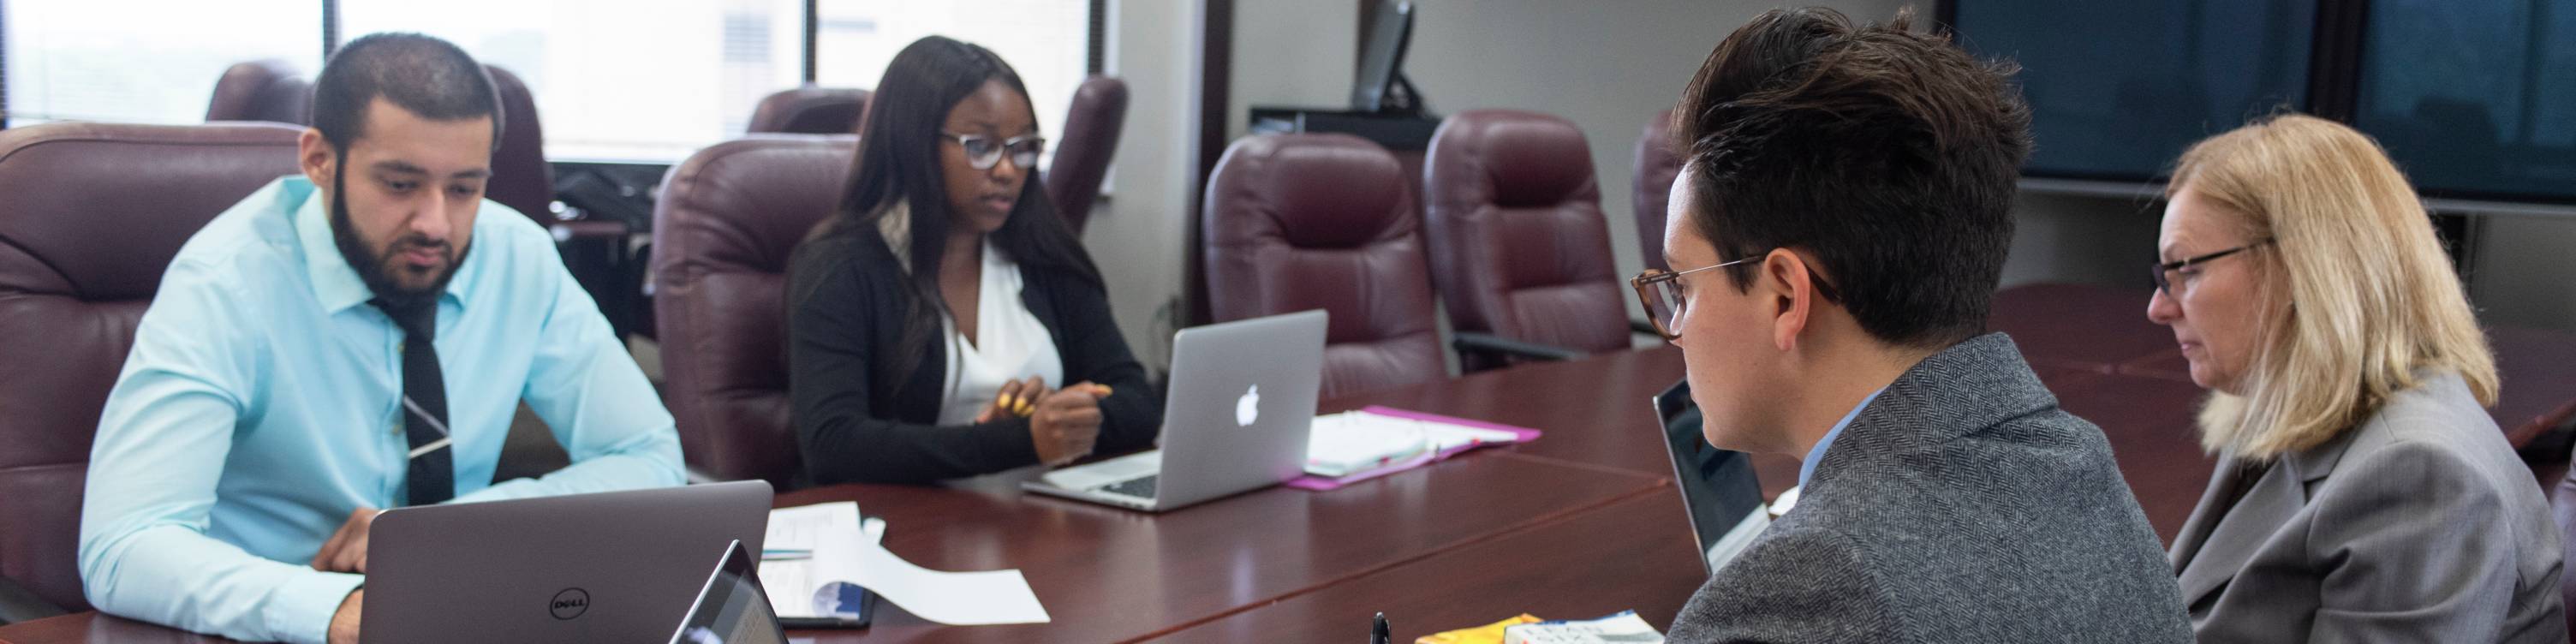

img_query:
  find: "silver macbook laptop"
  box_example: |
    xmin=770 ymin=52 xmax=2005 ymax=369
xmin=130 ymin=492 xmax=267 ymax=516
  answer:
xmin=361 ymin=480 xmax=773 ymax=643
xmin=1022 ymin=309 xmax=1327 ymax=512
xmin=1654 ymin=380 xmax=1771 ymax=575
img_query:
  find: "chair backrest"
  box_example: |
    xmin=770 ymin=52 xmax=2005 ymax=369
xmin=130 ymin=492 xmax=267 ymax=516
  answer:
xmin=1632 ymin=108 xmax=1681 ymax=272
xmin=1045 ymin=75 xmax=1129 ymax=234
xmin=1422 ymin=109 xmax=1629 ymax=359
xmin=482 ymin=65 xmax=555 ymax=221
xmin=653 ymin=134 xmax=858 ymax=486
xmin=205 ymin=59 xmax=313 ymax=125
xmin=745 ymin=86 xmax=873 ymax=135
xmin=1203 ymin=133 xmax=1444 ymax=398
xmin=0 ymin=122 xmax=305 ymax=611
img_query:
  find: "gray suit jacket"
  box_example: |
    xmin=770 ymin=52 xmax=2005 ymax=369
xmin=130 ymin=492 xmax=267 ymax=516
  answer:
xmin=1667 ymin=333 xmax=2192 ymax=643
xmin=2169 ymin=373 xmax=2567 ymax=642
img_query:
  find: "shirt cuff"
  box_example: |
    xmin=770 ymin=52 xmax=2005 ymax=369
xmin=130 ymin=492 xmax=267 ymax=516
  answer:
xmin=268 ymin=569 xmax=365 ymax=644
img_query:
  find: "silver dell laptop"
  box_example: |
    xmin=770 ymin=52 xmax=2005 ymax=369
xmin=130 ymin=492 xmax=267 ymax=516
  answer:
xmin=1023 ymin=309 xmax=1327 ymax=512
xmin=362 ymin=480 xmax=773 ymax=644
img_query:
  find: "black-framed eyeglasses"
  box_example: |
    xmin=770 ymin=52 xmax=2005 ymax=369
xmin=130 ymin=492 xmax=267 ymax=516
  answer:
xmin=1630 ymin=252 xmax=1842 ymax=342
xmin=940 ymin=132 xmax=1046 ymax=170
xmin=2150 ymin=238 xmax=2273 ymax=295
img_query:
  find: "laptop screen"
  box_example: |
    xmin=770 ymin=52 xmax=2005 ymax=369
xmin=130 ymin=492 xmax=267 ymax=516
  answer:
xmin=1653 ymin=380 xmax=1771 ymax=575
xmin=671 ymin=540 xmax=788 ymax=644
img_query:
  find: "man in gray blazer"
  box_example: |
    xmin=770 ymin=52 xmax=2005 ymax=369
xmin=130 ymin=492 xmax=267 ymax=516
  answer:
xmin=1640 ymin=8 xmax=2192 ymax=641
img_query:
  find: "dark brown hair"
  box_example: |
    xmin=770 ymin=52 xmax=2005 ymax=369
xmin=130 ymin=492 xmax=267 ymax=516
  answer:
xmin=1672 ymin=7 xmax=2031 ymax=348
xmin=808 ymin=36 xmax=1101 ymax=386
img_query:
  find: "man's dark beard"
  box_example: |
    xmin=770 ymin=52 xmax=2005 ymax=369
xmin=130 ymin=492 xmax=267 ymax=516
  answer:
xmin=328 ymin=159 xmax=469 ymax=312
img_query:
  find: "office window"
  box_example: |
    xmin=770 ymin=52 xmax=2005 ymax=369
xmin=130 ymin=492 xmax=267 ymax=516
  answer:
xmin=814 ymin=0 xmax=1091 ymax=164
xmin=4 ymin=0 xmax=322 ymax=125
xmin=341 ymin=0 xmax=805 ymax=163
xmin=2355 ymin=0 xmax=2575 ymax=201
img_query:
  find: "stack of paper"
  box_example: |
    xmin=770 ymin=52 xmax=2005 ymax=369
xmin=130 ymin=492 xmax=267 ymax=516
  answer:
xmin=761 ymin=502 xmax=1052 ymax=625
xmin=1299 ymin=407 xmax=1534 ymax=484
xmin=1501 ymin=611 xmax=1664 ymax=644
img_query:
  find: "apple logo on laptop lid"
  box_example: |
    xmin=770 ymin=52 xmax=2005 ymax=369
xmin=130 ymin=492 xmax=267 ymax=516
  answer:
xmin=1236 ymin=385 xmax=1261 ymax=427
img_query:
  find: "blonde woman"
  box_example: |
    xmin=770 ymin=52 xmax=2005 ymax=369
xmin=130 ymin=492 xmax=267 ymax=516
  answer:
xmin=2152 ymin=114 xmax=2564 ymax=642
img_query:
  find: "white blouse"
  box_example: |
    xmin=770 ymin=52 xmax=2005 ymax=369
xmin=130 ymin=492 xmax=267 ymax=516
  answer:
xmin=933 ymin=240 xmax=1064 ymax=426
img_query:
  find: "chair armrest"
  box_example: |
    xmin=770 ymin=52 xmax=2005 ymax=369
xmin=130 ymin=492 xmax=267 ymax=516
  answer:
xmin=546 ymin=218 xmax=630 ymax=242
xmin=0 ymin=575 xmax=69 ymax=625
xmin=1452 ymin=331 xmax=1586 ymax=363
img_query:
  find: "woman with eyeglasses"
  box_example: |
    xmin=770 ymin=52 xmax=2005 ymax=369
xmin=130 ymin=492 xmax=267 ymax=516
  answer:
xmin=784 ymin=36 xmax=1157 ymax=486
xmin=2151 ymin=114 xmax=2563 ymax=641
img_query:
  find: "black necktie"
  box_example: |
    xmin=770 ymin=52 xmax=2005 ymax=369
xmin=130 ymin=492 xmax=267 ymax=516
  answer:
xmin=374 ymin=299 xmax=453 ymax=506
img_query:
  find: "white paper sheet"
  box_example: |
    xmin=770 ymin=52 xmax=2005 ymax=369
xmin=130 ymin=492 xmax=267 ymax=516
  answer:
xmin=1304 ymin=410 xmax=1524 ymax=476
xmin=848 ymin=536 xmax=1051 ymax=624
xmin=760 ymin=502 xmax=1051 ymax=626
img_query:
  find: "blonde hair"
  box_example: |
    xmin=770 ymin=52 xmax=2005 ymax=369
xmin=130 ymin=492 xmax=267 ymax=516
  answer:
xmin=2168 ymin=114 xmax=2497 ymax=460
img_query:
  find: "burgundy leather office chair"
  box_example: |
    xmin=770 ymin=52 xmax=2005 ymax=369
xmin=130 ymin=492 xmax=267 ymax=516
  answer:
xmin=1046 ymin=75 xmax=1128 ymax=234
xmin=745 ymin=86 xmax=873 ymax=134
xmin=1203 ymin=133 xmax=1445 ymax=398
xmin=205 ymin=59 xmax=313 ymax=125
xmin=653 ymin=134 xmax=857 ymax=486
xmin=1631 ymin=108 xmax=1681 ymax=272
xmin=482 ymin=66 xmax=558 ymax=223
xmin=1423 ymin=109 xmax=1631 ymax=371
xmin=481 ymin=65 xmax=640 ymax=338
xmin=0 ymin=122 xmax=305 ymax=621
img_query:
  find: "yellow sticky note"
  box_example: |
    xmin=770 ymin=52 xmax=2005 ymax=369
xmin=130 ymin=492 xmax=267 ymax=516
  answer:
xmin=1415 ymin=614 xmax=1542 ymax=644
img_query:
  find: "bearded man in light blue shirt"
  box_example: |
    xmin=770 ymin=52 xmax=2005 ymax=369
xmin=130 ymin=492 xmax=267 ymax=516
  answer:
xmin=78 ymin=33 xmax=683 ymax=644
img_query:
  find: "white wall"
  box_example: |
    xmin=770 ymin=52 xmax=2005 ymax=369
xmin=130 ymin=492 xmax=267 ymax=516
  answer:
xmin=2466 ymin=218 xmax=2576 ymax=331
xmin=1225 ymin=2 xmax=1358 ymax=140
xmin=1391 ymin=0 xmax=1912 ymax=282
xmin=1081 ymin=0 xmax=1206 ymax=371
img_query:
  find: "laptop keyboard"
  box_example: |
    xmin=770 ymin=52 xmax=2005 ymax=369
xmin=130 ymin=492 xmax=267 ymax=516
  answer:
xmin=1100 ymin=475 xmax=1159 ymax=499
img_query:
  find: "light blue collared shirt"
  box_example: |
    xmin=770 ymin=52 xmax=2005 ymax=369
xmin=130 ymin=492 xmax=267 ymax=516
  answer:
xmin=1798 ymin=388 xmax=1885 ymax=489
xmin=79 ymin=176 xmax=683 ymax=644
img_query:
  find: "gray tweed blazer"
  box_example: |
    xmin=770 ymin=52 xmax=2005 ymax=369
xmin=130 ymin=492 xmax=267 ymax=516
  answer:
xmin=2170 ymin=373 xmax=2565 ymax=642
xmin=1666 ymin=333 xmax=2192 ymax=643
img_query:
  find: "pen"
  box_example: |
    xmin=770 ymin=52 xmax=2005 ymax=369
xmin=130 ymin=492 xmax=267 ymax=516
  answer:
xmin=1371 ymin=611 xmax=1389 ymax=644
xmin=761 ymin=548 xmax=813 ymax=561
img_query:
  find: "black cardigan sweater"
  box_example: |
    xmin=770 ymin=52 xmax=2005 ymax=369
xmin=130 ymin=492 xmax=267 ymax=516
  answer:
xmin=784 ymin=230 xmax=1160 ymax=486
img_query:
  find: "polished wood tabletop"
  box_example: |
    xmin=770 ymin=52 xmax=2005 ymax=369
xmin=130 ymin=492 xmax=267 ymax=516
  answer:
xmin=0 ymin=338 xmax=2227 ymax=644
xmin=1157 ymin=488 xmax=1709 ymax=643
xmin=776 ymin=452 xmax=1664 ymax=642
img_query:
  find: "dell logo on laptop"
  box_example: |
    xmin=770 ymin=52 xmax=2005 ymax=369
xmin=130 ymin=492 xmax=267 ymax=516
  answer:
xmin=550 ymin=587 xmax=591 ymax=620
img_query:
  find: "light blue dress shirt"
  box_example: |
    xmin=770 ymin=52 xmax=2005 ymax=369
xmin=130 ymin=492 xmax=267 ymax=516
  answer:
xmin=78 ymin=176 xmax=684 ymax=644
xmin=1798 ymin=387 xmax=1885 ymax=489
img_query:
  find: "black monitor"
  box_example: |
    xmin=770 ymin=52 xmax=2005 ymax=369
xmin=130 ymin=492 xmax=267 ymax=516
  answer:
xmin=2351 ymin=0 xmax=2576 ymax=204
xmin=1943 ymin=0 xmax=2317 ymax=182
xmin=1351 ymin=0 xmax=1422 ymax=114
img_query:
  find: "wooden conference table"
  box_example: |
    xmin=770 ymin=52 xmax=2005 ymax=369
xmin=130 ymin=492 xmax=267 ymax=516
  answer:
xmin=0 ymin=332 xmax=2228 ymax=643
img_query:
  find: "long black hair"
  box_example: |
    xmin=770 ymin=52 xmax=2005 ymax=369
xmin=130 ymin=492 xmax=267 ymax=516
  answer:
xmin=816 ymin=35 xmax=1106 ymax=386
